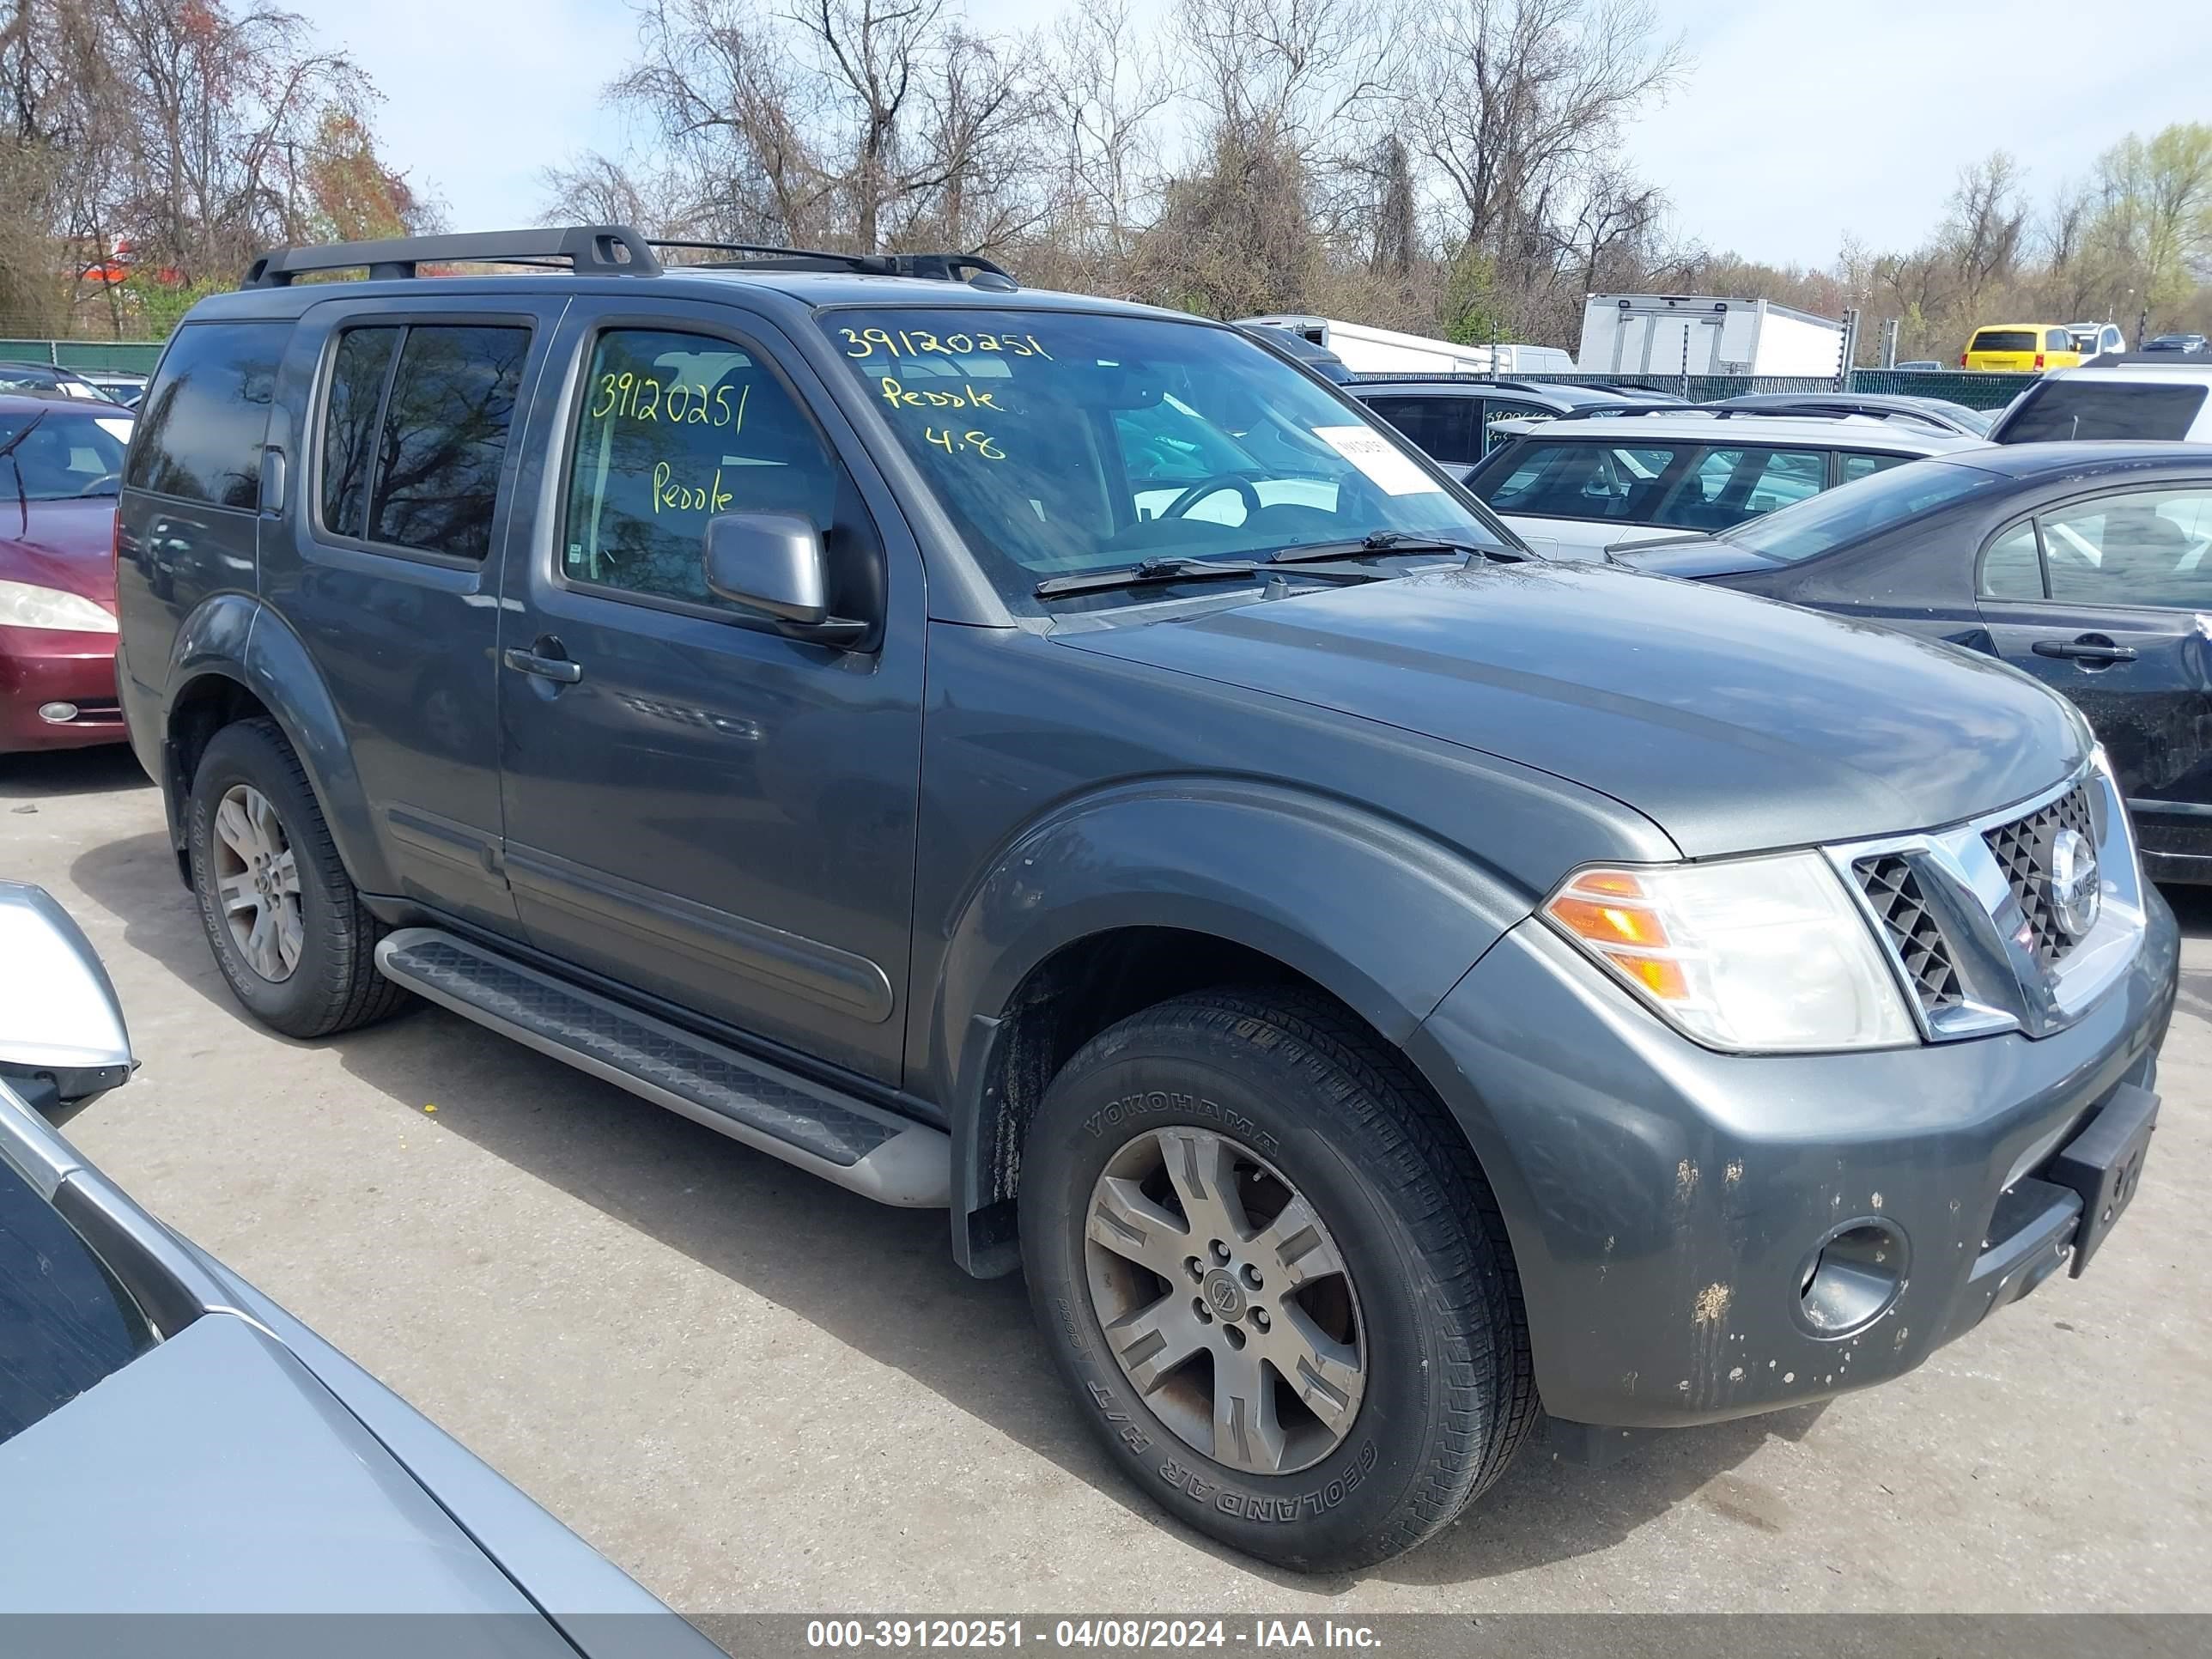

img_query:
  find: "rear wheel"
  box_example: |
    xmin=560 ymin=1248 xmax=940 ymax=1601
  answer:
xmin=187 ymin=718 xmax=411 ymax=1037
xmin=1020 ymin=988 xmax=1534 ymax=1571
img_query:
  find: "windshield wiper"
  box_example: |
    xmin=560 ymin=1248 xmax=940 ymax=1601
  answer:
xmin=1270 ymin=531 xmax=1528 ymax=566
xmin=1034 ymin=556 xmax=1263 ymax=599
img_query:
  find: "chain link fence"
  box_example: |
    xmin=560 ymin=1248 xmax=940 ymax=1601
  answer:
xmin=1502 ymin=369 xmax=2037 ymax=410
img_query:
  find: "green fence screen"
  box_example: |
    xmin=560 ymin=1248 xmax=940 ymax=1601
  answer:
xmin=0 ymin=338 xmax=167 ymax=374
xmin=4 ymin=338 xmax=2043 ymax=408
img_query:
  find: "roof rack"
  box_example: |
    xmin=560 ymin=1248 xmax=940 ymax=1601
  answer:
xmin=242 ymin=225 xmax=1018 ymax=291
xmin=1547 ymin=404 xmax=1874 ymax=423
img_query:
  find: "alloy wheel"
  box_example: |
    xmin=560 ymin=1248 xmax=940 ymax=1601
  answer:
xmin=1085 ymin=1127 xmax=1366 ymax=1475
xmin=211 ymin=783 xmax=304 ymax=982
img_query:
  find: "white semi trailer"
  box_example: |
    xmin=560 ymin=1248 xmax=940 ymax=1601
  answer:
xmin=1577 ymin=294 xmax=1850 ymax=378
xmin=1237 ymin=315 xmax=1575 ymax=376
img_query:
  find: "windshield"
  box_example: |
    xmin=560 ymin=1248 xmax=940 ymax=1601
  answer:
xmin=0 ymin=410 xmax=132 ymax=498
xmin=817 ymin=307 xmax=1510 ymax=599
xmin=1723 ymin=458 xmax=2008 ymax=563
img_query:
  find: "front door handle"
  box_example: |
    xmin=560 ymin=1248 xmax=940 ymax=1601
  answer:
xmin=502 ymin=646 xmax=582 ymax=684
xmin=2032 ymin=635 xmax=2137 ymax=666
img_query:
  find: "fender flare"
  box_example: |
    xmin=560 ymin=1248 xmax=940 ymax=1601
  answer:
xmin=928 ymin=777 xmax=1533 ymax=1272
xmin=161 ymin=597 xmax=398 ymax=895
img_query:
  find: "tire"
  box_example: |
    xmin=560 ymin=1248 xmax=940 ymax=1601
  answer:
xmin=1020 ymin=987 xmax=1535 ymax=1571
xmin=186 ymin=717 xmax=412 ymax=1038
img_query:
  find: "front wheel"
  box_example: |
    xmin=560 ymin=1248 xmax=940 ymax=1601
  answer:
xmin=1020 ymin=988 xmax=1534 ymax=1571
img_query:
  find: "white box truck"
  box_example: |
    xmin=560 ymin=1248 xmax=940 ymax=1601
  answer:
xmin=1577 ymin=295 xmax=1847 ymax=378
xmin=1237 ymin=315 xmax=1575 ymax=376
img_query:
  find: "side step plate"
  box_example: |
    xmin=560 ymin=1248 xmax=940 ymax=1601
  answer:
xmin=375 ymin=928 xmax=949 ymax=1207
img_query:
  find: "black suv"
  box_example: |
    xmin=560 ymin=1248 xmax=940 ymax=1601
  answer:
xmin=115 ymin=228 xmax=2177 ymax=1571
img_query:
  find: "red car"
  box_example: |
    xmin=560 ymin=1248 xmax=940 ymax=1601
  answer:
xmin=0 ymin=392 xmax=133 ymax=752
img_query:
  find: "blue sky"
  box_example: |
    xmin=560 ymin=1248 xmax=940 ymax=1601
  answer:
xmin=289 ymin=0 xmax=2212 ymax=269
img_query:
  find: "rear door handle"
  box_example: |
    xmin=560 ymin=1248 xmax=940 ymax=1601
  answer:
xmin=2033 ymin=637 xmax=2137 ymax=665
xmin=502 ymin=647 xmax=582 ymax=684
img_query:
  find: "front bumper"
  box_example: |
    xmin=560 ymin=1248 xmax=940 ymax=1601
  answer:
xmin=1407 ymin=884 xmax=2179 ymax=1431
xmin=0 ymin=628 xmax=124 ymax=752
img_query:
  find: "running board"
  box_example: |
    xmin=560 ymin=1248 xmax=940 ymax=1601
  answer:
xmin=374 ymin=928 xmax=950 ymax=1207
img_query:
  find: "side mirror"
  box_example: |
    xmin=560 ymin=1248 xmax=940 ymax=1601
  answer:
xmin=0 ymin=882 xmax=134 ymax=1126
xmin=702 ymin=513 xmax=868 ymax=647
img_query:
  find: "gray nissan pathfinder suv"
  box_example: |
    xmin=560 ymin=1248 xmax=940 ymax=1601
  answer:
xmin=112 ymin=228 xmax=2177 ymax=1572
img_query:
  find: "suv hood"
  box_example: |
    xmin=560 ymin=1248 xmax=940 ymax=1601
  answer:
xmin=1055 ymin=562 xmax=2087 ymax=859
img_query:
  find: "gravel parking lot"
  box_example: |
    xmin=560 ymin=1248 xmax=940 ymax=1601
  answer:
xmin=8 ymin=744 xmax=2210 ymax=1615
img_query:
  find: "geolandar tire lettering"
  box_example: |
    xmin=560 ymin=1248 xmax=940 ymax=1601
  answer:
xmin=1021 ymin=987 xmax=1535 ymax=1571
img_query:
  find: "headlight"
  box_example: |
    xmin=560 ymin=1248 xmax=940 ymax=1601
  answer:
xmin=1542 ymin=853 xmax=1917 ymax=1053
xmin=0 ymin=580 xmax=117 ymax=633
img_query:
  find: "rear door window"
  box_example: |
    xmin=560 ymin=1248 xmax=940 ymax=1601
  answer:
xmin=1658 ymin=447 xmax=1826 ymax=531
xmin=2039 ymin=488 xmax=2212 ymax=607
xmin=1477 ymin=439 xmax=1682 ymax=521
xmin=1478 ymin=400 xmax=1553 ymax=453
xmin=124 ymin=321 xmax=285 ymax=508
xmin=1972 ymin=331 xmax=2037 ymax=354
xmin=1364 ymin=397 xmax=1477 ymax=465
xmin=1999 ymin=381 xmax=2209 ymax=442
xmin=0 ymin=1152 xmax=156 ymax=1448
xmin=314 ymin=323 xmax=530 ymax=559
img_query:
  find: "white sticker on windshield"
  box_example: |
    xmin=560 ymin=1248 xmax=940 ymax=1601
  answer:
xmin=1311 ymin=425 xmax=1442 ymax=495
xmin=94 ymin=417 xmax=134 ymax=442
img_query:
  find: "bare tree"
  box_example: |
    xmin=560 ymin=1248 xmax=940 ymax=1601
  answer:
xmin=1420 ymin=0 xmax=1683 ymax=277
xmin=606 ymin=0 xmax=830 ymax=243
xmin=1943 ymin=152 xmax=2027 ymax=313
xmin=1172 ymin=0 xmax=1400 ymax=160
xmin=1030 ymin=0 xmax=1175 ymax=276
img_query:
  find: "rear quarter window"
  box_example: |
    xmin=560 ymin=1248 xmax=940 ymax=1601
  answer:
xmin=124 ymin=320 xmax=286 ymax=508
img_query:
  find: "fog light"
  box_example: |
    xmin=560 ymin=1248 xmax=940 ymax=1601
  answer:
xmin=37 ymin=702 xmax=79 ymax=724
xmin=1796 ymin=1219 xmax=1907 ymax=1335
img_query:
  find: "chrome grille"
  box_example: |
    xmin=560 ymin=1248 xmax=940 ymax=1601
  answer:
xmin=1983 ymin=783 xmax=2098 ymax=969
xmin=1854 ymin=855 xmax=1965 ymax=1013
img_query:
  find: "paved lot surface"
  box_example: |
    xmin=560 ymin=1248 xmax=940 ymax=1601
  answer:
xmin=7 ymin=745 xmax=2210 ymax=1614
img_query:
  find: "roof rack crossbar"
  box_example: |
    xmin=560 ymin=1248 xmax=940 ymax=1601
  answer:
xmin=647 ymin=239 xmax=1015 ymax=287
xmin=243 ymin=226 xmax=660 ymax=288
